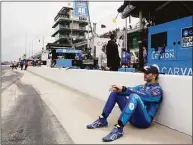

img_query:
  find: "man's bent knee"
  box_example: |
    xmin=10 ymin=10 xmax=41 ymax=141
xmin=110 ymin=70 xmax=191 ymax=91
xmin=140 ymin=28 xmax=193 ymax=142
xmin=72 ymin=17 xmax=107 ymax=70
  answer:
xmin=108 ymin=91 xmax=118 ymax=99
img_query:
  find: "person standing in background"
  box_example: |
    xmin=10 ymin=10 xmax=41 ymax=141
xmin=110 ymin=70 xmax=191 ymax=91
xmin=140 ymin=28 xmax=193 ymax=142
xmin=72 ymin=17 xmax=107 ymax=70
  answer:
xmin=11 ymin=61 xmax=18 ymax=70
xmin=24 ymin=59 xmax=28 ymax=70
xmin=121 ymin=48 xmax=131 ymax=68
xmin=20 ymin=60 xmax=24 ymax=70
xmin=106 ymin=34 xmax=120 ymax=71
xmin=98 ymin=44 xmax=107 ymax=70
xmin=143 ymin=47 xmax=148 ymax=65
xmin=76 ymin=52 xmax=84 ymax=60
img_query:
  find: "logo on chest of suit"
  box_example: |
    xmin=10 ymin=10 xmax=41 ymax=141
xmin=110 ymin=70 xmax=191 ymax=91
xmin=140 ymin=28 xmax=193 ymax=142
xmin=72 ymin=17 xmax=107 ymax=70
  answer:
xmin=152 ymin=89 xmax=160 ymax=96
xmin=129 ymin=103 xmax=135 ymax=110
xmin=145 ymin=87 xmax=150 ymax=90
xmin=141 ymin=86 xmax=150 ymax=91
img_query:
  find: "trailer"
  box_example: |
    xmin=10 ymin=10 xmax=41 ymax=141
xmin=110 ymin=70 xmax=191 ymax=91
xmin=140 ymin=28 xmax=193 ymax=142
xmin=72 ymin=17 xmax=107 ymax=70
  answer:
xmin=147 ymin=16 xmax=192 ymax=76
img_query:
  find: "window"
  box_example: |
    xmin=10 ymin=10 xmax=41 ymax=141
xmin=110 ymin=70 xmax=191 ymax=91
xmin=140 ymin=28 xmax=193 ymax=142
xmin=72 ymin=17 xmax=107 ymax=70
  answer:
xmin=127 ymin=32 xmax=140 ymax=49
xmin=151 ymin=32 xmax=167 ymax=48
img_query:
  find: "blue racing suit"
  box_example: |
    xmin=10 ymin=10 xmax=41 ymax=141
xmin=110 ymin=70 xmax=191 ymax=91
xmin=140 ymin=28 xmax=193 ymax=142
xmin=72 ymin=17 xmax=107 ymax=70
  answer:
xmin=102 ymin=83 xmax=163 ymax=128
xmin=78 ymin=53 xmax=84 ymax=60
xmin=121 ymin=52 xmax=131 ymax=66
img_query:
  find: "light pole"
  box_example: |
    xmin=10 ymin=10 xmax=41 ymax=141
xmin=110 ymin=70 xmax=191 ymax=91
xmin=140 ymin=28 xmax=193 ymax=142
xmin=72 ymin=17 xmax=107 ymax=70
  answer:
xmin=138 ymin=11 xmax=144 ymax=71
xmin=86 ymin=1 xmax=92 ymax=49
xmin=25 ymin=32 xmax=27 ymax=57
xmin=71 ymin=10 xmax=74 ymax=49
xmin=38 ymin=36 xmax=44 ymax=52
xmin=28 ymin=43 xmax=31 ymax=58
xmin=42 ymin=36 xmax=44 ymax=50
xmin=125 ymin=17 xmax=127 ymax=50
xmin=32 ymin=40 xmax=33 ymax=56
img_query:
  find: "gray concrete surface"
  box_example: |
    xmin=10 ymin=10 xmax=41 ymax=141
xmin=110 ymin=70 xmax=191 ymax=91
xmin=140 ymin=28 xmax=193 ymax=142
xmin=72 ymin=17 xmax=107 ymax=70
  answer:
xmin=1 ymin=67 xmax=74 ymax=144
xmin=1 ymin=67 xmax=23 ymax=92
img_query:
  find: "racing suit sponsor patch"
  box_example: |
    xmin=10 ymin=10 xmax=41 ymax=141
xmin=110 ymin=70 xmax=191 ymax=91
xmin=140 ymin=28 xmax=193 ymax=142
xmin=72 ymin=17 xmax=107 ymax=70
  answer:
xmin=129 ymin=103 xmax=135 ymax=110
xmin=152 ymin=89 xmax=160 ymax=96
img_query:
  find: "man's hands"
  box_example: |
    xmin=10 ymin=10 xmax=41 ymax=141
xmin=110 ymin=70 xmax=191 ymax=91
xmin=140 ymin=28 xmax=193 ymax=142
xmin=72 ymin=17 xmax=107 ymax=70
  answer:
xmin=109 ymin=85 xmax=122 ymax=92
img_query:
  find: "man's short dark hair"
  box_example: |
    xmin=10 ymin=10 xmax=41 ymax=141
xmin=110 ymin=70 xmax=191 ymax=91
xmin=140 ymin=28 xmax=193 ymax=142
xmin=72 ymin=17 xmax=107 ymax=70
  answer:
xmin=102 ymin=44 xmax=106 ymax=50
xmin=110 ymin=34 xmax=116 ymax=40
xmin=122 ymin=48 xmax=126 ymax=51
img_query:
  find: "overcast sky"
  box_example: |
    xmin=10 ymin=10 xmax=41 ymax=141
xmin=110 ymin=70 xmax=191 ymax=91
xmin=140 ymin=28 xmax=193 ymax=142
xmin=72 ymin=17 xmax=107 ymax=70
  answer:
xmin=1 ymin=1 xmax=139 ymax=61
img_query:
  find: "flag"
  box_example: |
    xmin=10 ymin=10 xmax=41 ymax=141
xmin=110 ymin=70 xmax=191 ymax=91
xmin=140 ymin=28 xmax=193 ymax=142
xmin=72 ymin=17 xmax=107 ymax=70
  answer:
xmin=112 ymin=18 xmax=117 ymax=24
xmin=101 ymin=24 xmax=106 ymax=28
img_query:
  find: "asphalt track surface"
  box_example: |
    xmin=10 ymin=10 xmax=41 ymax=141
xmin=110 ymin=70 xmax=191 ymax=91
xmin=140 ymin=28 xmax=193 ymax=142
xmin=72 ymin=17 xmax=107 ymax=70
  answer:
xmin=1 ymin=66 xmax=74 ymax=144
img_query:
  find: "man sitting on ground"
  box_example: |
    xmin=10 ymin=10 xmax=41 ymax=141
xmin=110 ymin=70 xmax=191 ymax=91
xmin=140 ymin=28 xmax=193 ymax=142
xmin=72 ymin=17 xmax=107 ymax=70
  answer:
xmin=86 ymin=65 xmax=163 ymax=142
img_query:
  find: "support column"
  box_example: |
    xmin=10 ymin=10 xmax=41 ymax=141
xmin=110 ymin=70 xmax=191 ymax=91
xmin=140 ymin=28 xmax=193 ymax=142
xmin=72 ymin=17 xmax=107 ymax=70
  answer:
xmin=138 ymin=11 xmax=144 ymax=71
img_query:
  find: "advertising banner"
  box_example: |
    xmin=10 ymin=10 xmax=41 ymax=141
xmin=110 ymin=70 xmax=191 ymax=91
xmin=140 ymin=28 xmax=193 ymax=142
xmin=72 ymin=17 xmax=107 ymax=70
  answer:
xmin=73 ymin=0 xmax=89 ymax=18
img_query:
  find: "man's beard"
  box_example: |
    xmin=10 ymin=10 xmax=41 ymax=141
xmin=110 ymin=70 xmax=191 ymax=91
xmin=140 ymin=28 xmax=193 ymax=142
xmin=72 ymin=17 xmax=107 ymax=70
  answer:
xmin=146 ymin=78 xmax=152 ymax=83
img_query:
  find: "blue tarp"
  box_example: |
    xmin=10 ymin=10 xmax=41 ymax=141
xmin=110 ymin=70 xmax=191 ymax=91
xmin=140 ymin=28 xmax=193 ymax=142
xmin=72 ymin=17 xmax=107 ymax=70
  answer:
xmin=56 ymin=59 xmax=72 ymax=67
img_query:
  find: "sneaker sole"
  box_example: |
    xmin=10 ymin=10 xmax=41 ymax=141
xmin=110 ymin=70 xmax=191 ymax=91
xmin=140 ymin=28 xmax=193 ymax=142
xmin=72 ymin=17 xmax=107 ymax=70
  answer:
xmin=86 ymin=125 xmax=108 ymax=129
xmin=102 ymin=134 xmax=123 ymax=142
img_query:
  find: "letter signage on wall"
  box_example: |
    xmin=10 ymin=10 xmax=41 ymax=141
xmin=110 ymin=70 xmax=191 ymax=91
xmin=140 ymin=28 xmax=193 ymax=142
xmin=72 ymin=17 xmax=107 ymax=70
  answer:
xmin=151 ymin=49 xmax=176 ymax=60
xmin=181 ymin=26 xmax=193 ymax=48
